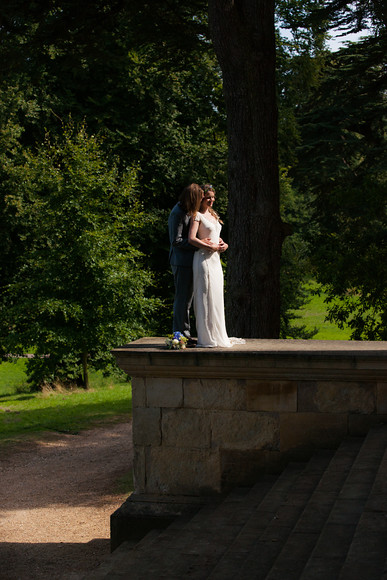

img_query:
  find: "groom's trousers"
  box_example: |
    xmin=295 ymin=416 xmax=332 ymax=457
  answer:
xmin=171 ymin=264 xmax=194 ymax=338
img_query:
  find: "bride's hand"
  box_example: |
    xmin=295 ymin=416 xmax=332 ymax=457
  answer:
xmin=202 ymin=238 xmax=218 ymax=251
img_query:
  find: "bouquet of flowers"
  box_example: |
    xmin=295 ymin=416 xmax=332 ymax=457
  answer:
xmin=165 ymin=331 xmax=188 ymax=350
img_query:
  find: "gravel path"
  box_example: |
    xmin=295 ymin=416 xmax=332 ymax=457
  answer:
xmin=0 ymin=422 xmax=133 ymax=579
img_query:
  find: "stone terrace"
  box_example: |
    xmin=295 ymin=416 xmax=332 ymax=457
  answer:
xmin=114 ymin=338 xmax=387 ymax=497
xmin=85 ymin=339 xmax=387 ymax=578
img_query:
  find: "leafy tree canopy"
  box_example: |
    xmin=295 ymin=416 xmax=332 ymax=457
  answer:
xmin=309 ymin=0 xmax=387 ymax=33
xmin=1 ymin=122 xmax=159 ymax=386
xmin=296 ymin=32 xmax=387 ymax=339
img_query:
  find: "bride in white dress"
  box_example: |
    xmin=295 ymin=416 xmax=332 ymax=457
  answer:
xmin=188 ymin=185 xmax=244 ymax=348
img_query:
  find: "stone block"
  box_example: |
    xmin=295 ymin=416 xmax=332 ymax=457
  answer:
xmin=133 ymin=446 xmax=146 ymax=493
xmin=298 ymin=381 xmax=376 ymax=414
xmin=184 ymin=378 xmax=246 ymax=410
xmin=162 ymin=408 xmax=211 ymax=448
xmin=377 ymin=383 xmax=387 ymax=414
xmin=131 ymin=377 xmax=146 ymax=408
xmin=132 ymin=407 xmax=161 ymax=446
xmin=246 ymin=380 xmax=297 ymax=412
xmin=149 ymin=352 xmax=196 ymax=369
xmin=280 ymin=412 xmax=348 ymax=452
xmin=145 ymin=447 xmax=221 ymax=495
xmin=146 ymin=377 xmax=183 ymax=408
xmin=211 ymin=411 xmax=279 ymax=451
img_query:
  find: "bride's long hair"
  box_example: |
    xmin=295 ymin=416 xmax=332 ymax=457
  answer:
xmin=179 ymin=183 xmax=203 ymax=216
xmin=200 ymin=184 xmax=223 ymax=224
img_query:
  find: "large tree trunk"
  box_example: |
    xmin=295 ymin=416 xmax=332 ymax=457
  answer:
xmin=209 ymin=0 xmax=284 ymax=338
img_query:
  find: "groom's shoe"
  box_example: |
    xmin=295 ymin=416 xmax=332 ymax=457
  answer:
xmin=186 ymin=337 xmax=197 ymax=347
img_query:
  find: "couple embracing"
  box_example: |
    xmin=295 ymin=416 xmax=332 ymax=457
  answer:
xmin=168 ymin=183 xmax=244 ymax=348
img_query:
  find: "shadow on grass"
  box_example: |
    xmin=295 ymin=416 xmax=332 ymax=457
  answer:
xmin=0 ymin=393 xmax=35 ymax=402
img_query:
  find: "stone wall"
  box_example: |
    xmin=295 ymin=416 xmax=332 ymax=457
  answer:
xmin=113 ymin=338 xmax=387 ymax=497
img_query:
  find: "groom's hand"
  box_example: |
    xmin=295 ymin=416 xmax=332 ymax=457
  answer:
xmin=218 ymin=238 xmax=228 ymax=252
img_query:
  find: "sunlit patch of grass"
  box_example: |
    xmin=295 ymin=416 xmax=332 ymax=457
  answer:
xmin=292 ymin=282 xmax=352 ymax=340
xmin=0 ymin=358 xmax=30 ymax=396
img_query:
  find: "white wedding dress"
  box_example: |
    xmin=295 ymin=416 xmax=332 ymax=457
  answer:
xmin=192 ymin=213 xmax=244 ymax=348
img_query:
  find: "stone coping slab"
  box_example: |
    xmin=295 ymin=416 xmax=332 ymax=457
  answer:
xmin=112 ymin=338 xmax=387 ymax=381
xmin=114 ymin=337 xmax=387 ymax=354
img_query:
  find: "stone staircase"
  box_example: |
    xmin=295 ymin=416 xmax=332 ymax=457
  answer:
xmin=86 ymin=424 xmax=387 ymax=579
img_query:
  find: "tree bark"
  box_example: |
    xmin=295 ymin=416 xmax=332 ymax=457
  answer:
xmin=208 ymin=0 xmax=284 ymax=338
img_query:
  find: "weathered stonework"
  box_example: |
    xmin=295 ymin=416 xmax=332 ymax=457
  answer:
xmin=184 ymin=378 xmax=247 ymax=410
xmin=298 ymin=381 xmax=376 ymax=414
xmin=132 ymin=407 xmax=161 ymax=447
xmin=145 ymin=446 xmax=221 ymax=496
xmin=162 ymin=408 xmax=212 ymax=448
xmin=114 ymin=338 xmax=387 ymax=497
xmin=377 ymin=382 xmax=387 ymax=414
xmin=279 ymin=412 xmax=348 ymax=451
xmin=111 ymin=338 xmax=387 ymax=548
xmin=146 ymin=377 xmax=183 ymax=408
xmin=246 ymin=380 xmax=297 ymax=412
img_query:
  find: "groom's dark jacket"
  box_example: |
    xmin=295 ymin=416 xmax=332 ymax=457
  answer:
xmin=168 ymin=203 xmax=196 ymax=267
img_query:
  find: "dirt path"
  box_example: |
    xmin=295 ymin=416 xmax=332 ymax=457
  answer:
xmin=0 ymin=421 xmax=133 ymax=580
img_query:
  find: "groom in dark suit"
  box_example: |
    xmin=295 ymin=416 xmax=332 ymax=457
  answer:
xmin=168 ymin=184 xmax=203 ymax=341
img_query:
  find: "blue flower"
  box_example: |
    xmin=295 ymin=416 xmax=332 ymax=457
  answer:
xmin=165 ymin=332 xmax=188 ymax=350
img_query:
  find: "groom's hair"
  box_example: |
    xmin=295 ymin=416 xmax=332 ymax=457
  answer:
xmin=179 ymin=183 xmax=203 ymax=214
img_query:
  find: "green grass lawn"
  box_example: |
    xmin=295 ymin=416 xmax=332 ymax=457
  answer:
xmin=0 ymin=360 xmax=131 ymax=443
xmin=291 ymin=283 xmax=352 ymax=340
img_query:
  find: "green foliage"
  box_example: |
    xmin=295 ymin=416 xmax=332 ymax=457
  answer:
xmin=1 ymin=123 xmax=159 ymax=386
xmin=296 ymin=33 xmax=387 ymax=339
xmin=308 ymin=0 xmax=387 ymax=35
xmin=274 ymin=8 xmax=330 ymax=339
xmin=275 ymin=1 xmax=331 ymax=168
xmin=0 ymin=0 xmax=227 ymax=353
xmin=279 ymin=168 xmax=316 ymax=338
xmin=0 ymin=1 xmax=226 ymax=209
xmin=0 ymin=2 xmax=229 ymax=340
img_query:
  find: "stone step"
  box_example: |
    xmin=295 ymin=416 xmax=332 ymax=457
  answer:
xmin=264 ymin=436 xmax=364 ymax=580
xmin=84 ymin=532 xmax=160 ymax=580
xmin=84 ymin=489 xmax=253 ymax=579
xmin=210 ymin=451 xmax=334 ymax=580
xmin=114 ymin=475 xmax=279 ymax=579
xmin=338 ymin=427 xmax=387 ymax=580
xmin=104 ymin=460 xmax=325 ymax=580
xmin=85 ymin=512 xmax=198 ymax=580
xmin=84 ymin=425 xmax=387 ymax=579
xmin=84 ymin=467 xmax=297 ymax=579
xmin=160 ymin=467 xmax=304 ymax=579
xmin=299 ymin=425 xmax=387 ymax=580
